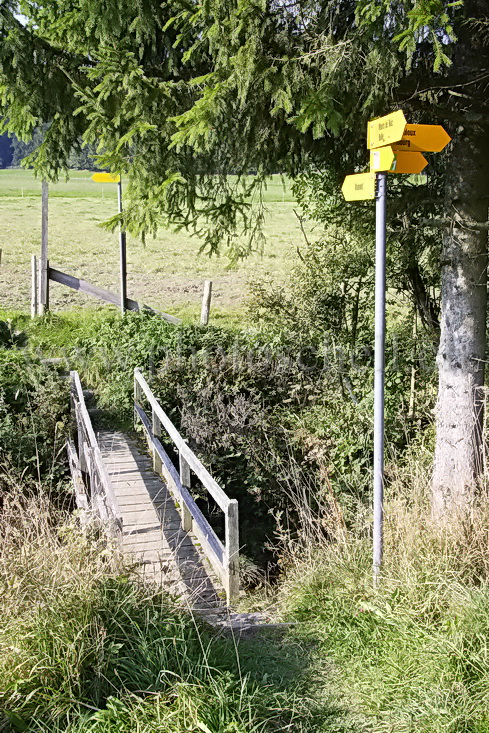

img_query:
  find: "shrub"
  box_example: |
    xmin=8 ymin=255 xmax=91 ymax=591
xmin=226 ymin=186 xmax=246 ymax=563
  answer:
xmin=0 ymin=350 xmax=70 ymax=490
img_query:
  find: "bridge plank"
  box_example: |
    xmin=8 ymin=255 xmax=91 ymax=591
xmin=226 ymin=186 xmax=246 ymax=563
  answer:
xmin=98 ymin=430 xmax=224 ymax=609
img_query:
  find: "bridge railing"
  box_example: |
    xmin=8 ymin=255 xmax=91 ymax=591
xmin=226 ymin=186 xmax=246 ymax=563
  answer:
xmin=69 ymin=371 xmax=122 ymax=536
xmin=133 ymin=368 xmax=239 ymax=605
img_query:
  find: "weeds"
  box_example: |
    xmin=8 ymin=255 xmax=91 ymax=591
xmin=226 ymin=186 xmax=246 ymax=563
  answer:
xmin=0 ymin=484 xmax=345 ymax=733
xmin=279 ymin=445 xmax=489 ymax=732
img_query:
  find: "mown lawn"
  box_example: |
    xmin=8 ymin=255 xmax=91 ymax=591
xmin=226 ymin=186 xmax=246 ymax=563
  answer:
xmin=0 ymin=170 xmax=307 ymax=321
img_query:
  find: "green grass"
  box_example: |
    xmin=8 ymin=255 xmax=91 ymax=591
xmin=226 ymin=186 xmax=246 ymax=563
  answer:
xmin=0 ymin=170 xmax=305 ymax=321
xmin=277 ymin=455 xmax=489 ymax=733
xmin=0 ymin=488 xmax=351 ymax=733
xmin=0 ymin=169 xmax=297 ymax=202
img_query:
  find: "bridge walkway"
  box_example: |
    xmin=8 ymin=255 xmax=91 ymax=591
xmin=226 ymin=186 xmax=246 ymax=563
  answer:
xmin=98 ymin=430 xmax=224 ymax=610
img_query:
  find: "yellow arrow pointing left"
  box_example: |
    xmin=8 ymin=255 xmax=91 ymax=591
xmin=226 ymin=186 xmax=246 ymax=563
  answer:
xmin=91 ymin=172 xmax=121 ymax=183
xmin=342 ymin=172 xmax=376 ymax=201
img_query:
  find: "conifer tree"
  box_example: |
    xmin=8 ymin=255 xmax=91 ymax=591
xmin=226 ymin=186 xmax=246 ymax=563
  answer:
xmin=1 ymin=0 xmax=488 ymax=517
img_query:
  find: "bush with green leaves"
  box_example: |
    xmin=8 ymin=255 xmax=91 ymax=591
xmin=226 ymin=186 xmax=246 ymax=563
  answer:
xmin=68 ymin=311 xmax=434 ymax=563
xmin=0 ymin=349 xmax=69 ymax=489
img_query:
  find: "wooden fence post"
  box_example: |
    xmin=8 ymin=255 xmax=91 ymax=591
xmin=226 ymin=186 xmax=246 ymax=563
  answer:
xmin=224 ymin=499 xmax=239 ymax=604
xmin=118 ymin=180 xmax=127 ymax=314
xmin=200 ymin=280 xmax=212 ymax=325
xmin=39 ymin=180 xmax=49 ymax=314
xmin=179 ymin=453 xmax=193 ymax=532
xmin=31 ymin=255 xmax=38 ymax=318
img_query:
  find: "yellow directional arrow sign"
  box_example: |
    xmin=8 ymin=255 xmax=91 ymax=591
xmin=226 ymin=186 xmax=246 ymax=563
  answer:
xmin=367 ymin=110 xmax=407 ymax=150
xmin=370 ymin=146 xmax=396 ymax=172
xmin=342 ymin=172 xmax=376 ymax=201
xmin=391 ymin=124 xmax=451 ymax=153
xmin=390 ymin=151 xmax=428 ymax=174
xmin=91 ymin=172 xmax=121 ymax=183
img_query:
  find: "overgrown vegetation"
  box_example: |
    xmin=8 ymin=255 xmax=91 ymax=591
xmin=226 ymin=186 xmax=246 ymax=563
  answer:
xmin=0 ymin=487 xmax=333 ymax=733
xmin=0 ymin=333 xmax=69 ymax=496
xmin=279 ymin=445 xmax=489 ymax=732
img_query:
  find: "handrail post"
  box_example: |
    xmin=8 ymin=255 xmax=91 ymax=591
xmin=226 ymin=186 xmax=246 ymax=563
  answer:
xmin=179 ymin=453 xmax=193 ymax=532
xmin=134 ymin=371 xmax=141 ymax=428
xmin=224 ymin=499 xmax=239 ymax=604
xmin=152 ymin=408 xmax=162 ymax=475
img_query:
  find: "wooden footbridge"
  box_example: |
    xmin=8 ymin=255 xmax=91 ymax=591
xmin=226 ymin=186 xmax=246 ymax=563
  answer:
xmin=67 ymin=369 xmax=241 ymax=616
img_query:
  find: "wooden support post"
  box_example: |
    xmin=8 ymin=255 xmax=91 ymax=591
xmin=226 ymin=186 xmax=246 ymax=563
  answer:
xmin=200 ymin=280 xmax=212 ymax=325
xmin=408 ymin=310 xmax=417 ymax=420
xmin=179 ymin=453 xmax=193 ymax=532
xmin=31 ymin=255 xmax=38 ymax=318
xmin=224 ymin=499 xmax=239 ymax=604
xmin=134 ymin=378 xmax=141 ymax=428
xmin=39 ymin=180 xmax=49 ymax=314
xmin=152 ymin=409 xmax=162 ymax=475
xmin=118 ymin=180 xmax=127 ymax=314
xmin=0 ymin=248 xmax=2 ymax=266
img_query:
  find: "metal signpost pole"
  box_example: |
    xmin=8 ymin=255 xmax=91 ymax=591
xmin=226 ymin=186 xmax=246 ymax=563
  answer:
xmin=117 ymin=179 xmax=127 ymax=315
xmin=373 ymin=171 xmax=387 ymax=585
xmin=342 ymin=111 xmax=450 ymax=586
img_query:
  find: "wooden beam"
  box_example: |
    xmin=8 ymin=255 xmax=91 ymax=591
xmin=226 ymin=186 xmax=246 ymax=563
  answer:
xmin=224 ymin=500 xmax=240 ymax=604
xmin=48 ymin=266 xmax=182 ymax=324
xmin=117 ymin=180 xmax=127 ymax=314
xmin=39 ymin=181 xmax=49 ymax=314
xmin=31 ymin=255 xmax=38 ymax=318
xmin=66 ymin=439 xmax=89 ymax=523
xmin=50 ymin=267 xmax=121 ymax=307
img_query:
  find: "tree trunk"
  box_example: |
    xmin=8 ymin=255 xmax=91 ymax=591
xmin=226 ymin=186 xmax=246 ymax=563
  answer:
xmin=431 ymin=125 xmax=489 ymax=519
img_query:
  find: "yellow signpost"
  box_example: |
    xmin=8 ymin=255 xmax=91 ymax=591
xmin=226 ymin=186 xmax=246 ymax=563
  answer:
xmin=370 ymin=146 xmax=396 ymax=172
xmin=91 ymin=172 xmax=121 ymax=183
xmin=390 ymin=151 xmax=428 ymax=174
xmin=341 ymin=172 xmax=376 ymax=201
xmin=367 ymin=110 xmax=407 ymax=149
xmin=391 ymin=124 xmax=452 ymax=153
xmin=342 ymin=109 xmax=451 ymax=585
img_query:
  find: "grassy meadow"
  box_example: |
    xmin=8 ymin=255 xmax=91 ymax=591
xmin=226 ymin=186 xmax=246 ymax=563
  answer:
xmin=0 ymin=169 xmax=304 ymax=322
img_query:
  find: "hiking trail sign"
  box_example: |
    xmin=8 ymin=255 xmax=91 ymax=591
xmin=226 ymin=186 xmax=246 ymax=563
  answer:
xmin=91 ymin=172 xmax=121 ymax=183
xmin=341 ymin=110 xmax=451 ymax=585
xmin=341 ymin=172 xmax=376 ymax=201
xmin=391 ymin=124 xmax=452 ymax=153
xmin=367 ymin=110 xmax=407 ymax=149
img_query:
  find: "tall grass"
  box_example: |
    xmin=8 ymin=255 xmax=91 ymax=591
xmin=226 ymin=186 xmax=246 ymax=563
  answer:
xmin=279 ymin=442 xmax=489 ymax=732
xmin=0 ymin=482 xmax=323 ymax=733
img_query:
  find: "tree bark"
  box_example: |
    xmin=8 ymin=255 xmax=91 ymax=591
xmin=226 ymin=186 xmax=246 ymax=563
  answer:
xmin=431 ymin=124 xmax=489 ymax=519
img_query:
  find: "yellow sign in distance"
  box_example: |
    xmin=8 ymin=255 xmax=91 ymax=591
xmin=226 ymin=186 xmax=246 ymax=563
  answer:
xmin=389 ymin=151 xmax=428 ymax=174
xmin=342 ymin=172 xmax=376 ymax=201
xmin=367 ymin=110 xmax=407 ymax=150
xmin=370 ymin=145 xmax=396 ymax=172
xmin=391 ymin=124 xmax=451 ymax=153
xmin=91 ymin=172 xmax=121 ymax=183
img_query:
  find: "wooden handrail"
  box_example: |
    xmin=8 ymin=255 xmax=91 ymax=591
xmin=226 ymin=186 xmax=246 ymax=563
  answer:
xmin=134 ymin=368 xmax=239 ymax=604
xmin=70 ymin=371 xmax=122 ymax=534
xmin=134 ymin=369 xmax=231 ymax=511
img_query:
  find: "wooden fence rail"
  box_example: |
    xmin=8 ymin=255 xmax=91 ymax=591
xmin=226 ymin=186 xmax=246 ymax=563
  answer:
xmin=133 ymin=368 xmax=239 ymax=604
xmin=49 ymin=267 xmax=181 ymax=325
xmin=69 ymin=371 xmax=123 ymax=535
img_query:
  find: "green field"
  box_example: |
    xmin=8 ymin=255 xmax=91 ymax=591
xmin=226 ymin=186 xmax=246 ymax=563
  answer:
xmin=0 ymin=169 xmax=305 ymax=320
